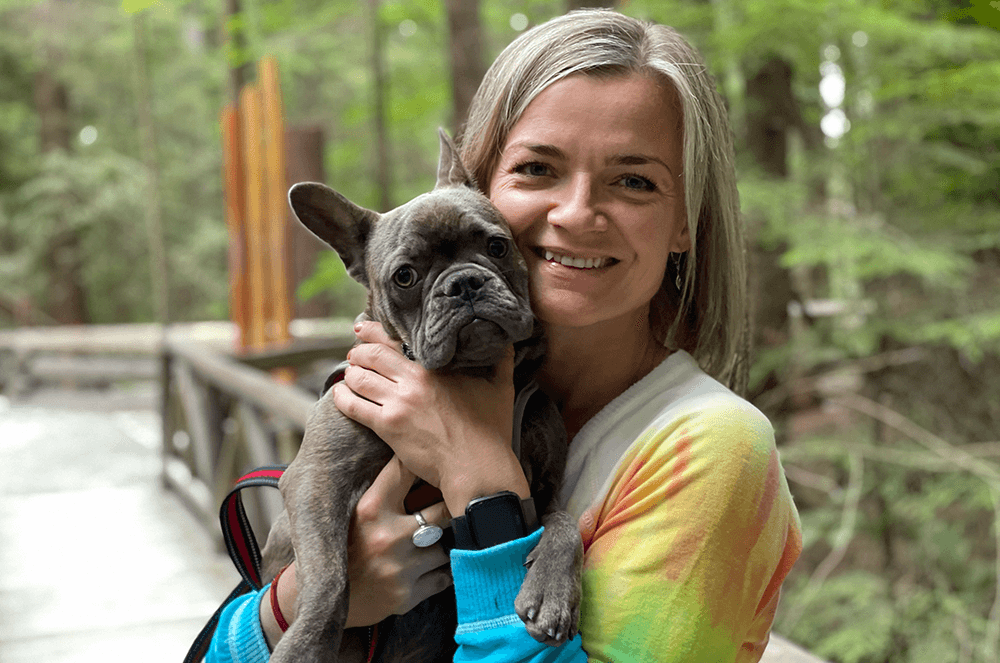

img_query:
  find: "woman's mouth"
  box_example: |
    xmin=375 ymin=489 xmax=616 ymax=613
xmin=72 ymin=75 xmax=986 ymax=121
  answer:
xmin=538 ymin=249 xmax=616 ymax=270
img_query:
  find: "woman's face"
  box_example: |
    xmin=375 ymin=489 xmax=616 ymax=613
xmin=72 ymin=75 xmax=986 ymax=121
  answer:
xmin=488 ymin=73 xmax=690 ymax=335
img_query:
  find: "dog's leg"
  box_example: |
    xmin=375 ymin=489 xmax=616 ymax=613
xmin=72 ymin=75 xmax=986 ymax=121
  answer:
xmin=270 ymin=396 xmax=392 ymax=663
xmin=510 ymin=391 xmax=582 ymax=646
xmin=269 ymin=465 xmax=360 ymax=663
xmin=261 ymin=510 xmax=295 ymax=582
xmin=514 ymin=510 xmax=583 ymax=646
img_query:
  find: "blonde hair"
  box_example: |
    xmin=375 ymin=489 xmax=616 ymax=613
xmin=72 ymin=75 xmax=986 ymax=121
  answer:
xmin=460 ymin=9 xmax=748 ymax=393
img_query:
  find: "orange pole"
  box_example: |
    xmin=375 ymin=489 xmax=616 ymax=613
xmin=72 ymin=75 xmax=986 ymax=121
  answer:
xmin=221 ymin=105 xmax=249 ymax=353
xmin=239 ymin=84 xmax=269 ymax=353
xmin=260 ymin=57 xmax=297 ymax=384
xmin=260 ymin=56 xmax=292 ymax=348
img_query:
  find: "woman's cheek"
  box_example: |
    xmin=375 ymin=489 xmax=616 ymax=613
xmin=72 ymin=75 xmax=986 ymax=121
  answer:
xmin=491 ymin=182 xmax=537 ymax=230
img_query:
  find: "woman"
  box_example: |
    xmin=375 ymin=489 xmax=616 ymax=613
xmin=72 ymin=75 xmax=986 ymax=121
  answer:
xmin=210 ymin=9 xmax=801 ymax=663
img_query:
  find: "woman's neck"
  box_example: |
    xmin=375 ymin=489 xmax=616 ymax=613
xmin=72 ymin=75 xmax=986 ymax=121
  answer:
xmin=538 ymin=316 xmax=669 ymax=441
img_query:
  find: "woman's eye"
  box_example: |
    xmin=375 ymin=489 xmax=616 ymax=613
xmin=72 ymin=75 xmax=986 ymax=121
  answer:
xmin=393 ymin=266 xmax=418 ymax=288
xmin=514 ymin=161 xmax=551 ymax=177
xmin=618 ymin=174 xmax=656 ymax=192
xmin=487 ymin=237 xmax=509 ymax=259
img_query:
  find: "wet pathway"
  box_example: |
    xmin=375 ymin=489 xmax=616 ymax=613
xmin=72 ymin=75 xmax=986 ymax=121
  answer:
xmin=0 ymin=388 xmax=232 ymax=663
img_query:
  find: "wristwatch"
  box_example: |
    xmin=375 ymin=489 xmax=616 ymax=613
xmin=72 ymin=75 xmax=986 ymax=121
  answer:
xmin=451 ymin=491 xmax=539 ymax=550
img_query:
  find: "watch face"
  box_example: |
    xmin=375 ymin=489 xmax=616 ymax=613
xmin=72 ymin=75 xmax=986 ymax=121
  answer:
xmin=466 ymin=492 xmax=527 ymax=549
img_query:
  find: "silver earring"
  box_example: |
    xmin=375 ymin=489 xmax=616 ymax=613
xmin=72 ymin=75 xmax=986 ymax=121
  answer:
xmin=672 ymin=253 xmax=684 ymax=290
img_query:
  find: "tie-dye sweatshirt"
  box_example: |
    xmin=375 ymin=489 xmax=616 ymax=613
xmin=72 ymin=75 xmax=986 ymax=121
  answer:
xmin=452 ymin=350 xmax=802 ymax=663
xmin=206 ymin=350 xmax=801 ymax=663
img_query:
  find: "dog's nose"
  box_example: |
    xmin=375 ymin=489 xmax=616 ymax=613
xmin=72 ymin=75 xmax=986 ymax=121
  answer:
xmin=447 ymin=273 xmax=487 ymax=300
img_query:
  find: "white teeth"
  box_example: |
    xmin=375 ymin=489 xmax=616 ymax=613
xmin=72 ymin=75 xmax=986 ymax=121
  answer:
xmin=543 ymin=250 xmax=608 ymax=269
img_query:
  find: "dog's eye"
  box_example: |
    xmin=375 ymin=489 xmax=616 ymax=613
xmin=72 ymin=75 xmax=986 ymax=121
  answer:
xmin=393 ymin=266 xmax=418 ymax=288
xmin=487 ymin=237 xmax=509 ymax=259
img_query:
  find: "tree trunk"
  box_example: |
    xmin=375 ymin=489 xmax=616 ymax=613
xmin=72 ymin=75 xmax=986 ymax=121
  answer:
xmin=743 ymin=57 xmax=800 ymax=402
xmin=745 ymin=57 xmax=797 ymax=178
xmin=133 ymin=11 xmax=171 ymax=325
xmin=33 ymin=68 xmax=71 ymax=153
xmin=284 ymin=126 xmax=332 ymax=319
xmin=444 ymin=0 xmax=486 ymax=136
xmin=223 ymin=0 xmax=251 ymax=103
xmin=368 ymin=0 xmax=392 ymax=211
xmin=33 ymin=65 xmax=89 ymax=324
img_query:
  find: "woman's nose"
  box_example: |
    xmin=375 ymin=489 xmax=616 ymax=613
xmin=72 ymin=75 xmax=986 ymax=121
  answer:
xmin=547 ymin=174 xmax=607 ymax=232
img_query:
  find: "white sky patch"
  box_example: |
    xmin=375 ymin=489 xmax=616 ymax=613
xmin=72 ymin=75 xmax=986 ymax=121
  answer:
xmin=820 ymin=64 xmax=846 ymax=109
xmin=822 ymin=108 xmax=850 ymax=140
xmin=80 ymin=125 xmax=98 ymax=146
xmin=510 ymin=13 xmax=528 ymax=32
xmin=398 ymin=19 xmax=417 ymax=38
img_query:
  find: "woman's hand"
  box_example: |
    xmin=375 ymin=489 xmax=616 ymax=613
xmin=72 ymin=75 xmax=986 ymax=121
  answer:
xmin=261 ymin=457 xmax=453 ymax=647
xmin=346 ymin=456 xmax=453 ymax=626
xmin=331 ymin=320 xmax=530 ymax=515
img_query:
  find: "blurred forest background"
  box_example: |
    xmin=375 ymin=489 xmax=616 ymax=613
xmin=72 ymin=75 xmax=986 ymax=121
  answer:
xmin=1 ymin=0 xmax=998 ymax=661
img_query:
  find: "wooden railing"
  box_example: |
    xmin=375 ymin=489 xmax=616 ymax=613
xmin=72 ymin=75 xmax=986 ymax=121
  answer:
xmin=0 ymin=322 xmax=163 ymax=395
xmin=160 ymin=326 xmax=351 ymax=538
xmin=0 ymin=319 xmax=354 ymax=540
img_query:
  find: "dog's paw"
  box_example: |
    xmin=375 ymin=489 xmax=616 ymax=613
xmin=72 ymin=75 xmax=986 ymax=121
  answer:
xmin=514 ymin=552 xmax=581 ymax=646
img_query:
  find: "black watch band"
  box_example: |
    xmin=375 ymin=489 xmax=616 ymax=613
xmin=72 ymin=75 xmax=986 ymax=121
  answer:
xmin=450 ymin=491 xmax=539 ymax=550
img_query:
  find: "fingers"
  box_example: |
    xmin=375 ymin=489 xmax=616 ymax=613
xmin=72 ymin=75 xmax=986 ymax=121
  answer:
xmin=418 ymin=499 xmax=452 ymax=528
xmin=331 ymin=380 xmax=382 ymax=430
xmin=338 ymin=341 xmax=426 ymax=435
xmin=342 ymin=341 xmax=410 ymax=410
xmin=360 ymin=456 xmax=417 ymax=517
xmin=341 ymin=359 xmax=396 ymax=405
xmin=354 ymin=320 xmax=403 ymax=352
xmin=411 ymin=538 xmax=450 ymax=571
xmin=402 ymin=567 xmax=453 ymax=614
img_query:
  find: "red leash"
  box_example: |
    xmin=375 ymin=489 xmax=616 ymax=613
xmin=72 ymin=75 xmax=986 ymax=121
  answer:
xmin=184 ymin=464 xmax=386 ymax=663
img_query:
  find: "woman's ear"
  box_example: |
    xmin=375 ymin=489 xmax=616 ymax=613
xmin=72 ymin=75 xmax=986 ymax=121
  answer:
xmin=670 ymin=222 xmax=692 ymax=254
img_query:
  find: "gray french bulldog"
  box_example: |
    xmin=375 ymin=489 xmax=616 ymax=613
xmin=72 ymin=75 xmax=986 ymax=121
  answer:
xmin=259 ymin=130 xmax=583 ymax=663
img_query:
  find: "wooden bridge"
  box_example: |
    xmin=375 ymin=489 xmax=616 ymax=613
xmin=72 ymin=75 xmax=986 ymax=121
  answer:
xmin=0 ymin=321 xmax=825 ymax=662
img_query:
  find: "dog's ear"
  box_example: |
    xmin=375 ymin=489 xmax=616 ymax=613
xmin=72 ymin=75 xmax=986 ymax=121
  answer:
xmin=288 ymin=182 xmax=376 ymax=286
xmin=435 ymin=128 xmax=477 ymax=191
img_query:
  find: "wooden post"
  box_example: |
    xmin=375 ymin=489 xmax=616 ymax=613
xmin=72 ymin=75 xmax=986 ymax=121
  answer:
xmin=221 ymin=106 xmax=250 ymax=352
xmin=221 ymin=57 xmax=300 ymax=374
xmin=260 ymin=57 xmax=295 ymax=384
xmin=239 ymin=84 xmax=269 ymax=353
xmin=259 ymin=57 xmax=292 ymax=349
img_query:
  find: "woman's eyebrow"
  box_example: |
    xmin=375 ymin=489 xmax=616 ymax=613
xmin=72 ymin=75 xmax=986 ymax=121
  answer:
xmin=609 ymin=154 xmax=674 ymax=175
xmin=505 ymin=142 xmax=565 ymax=160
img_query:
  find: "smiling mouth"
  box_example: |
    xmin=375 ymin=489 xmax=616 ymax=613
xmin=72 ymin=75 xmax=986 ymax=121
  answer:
xmin=538 ymin=249 xmax=617 ymax=270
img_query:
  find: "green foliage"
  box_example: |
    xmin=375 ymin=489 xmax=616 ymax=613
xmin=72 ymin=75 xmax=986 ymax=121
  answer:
xmin=778 ymin=215 xmax=971 ymax=286
xmin=786 ymin=571 xmax=897 ymax=663
xmin=297 ymin=251 xmax=366 ymax=317
xmin=0 ymin=0 xmax=229 ymax=324
xmin=3 ymin=150 xmax=152 ymax=320
xmin=0 ymin=46 xmax=36 ymax=191
xmin=692 ymin=2 xmax=1000 ymax=661
xmin=779 ymin=434 xmax=999 ymax=662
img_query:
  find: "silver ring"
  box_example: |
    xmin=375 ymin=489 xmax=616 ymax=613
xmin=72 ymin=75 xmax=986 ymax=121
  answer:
xmin=411 ymin=510 xmax=443 ymax=548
